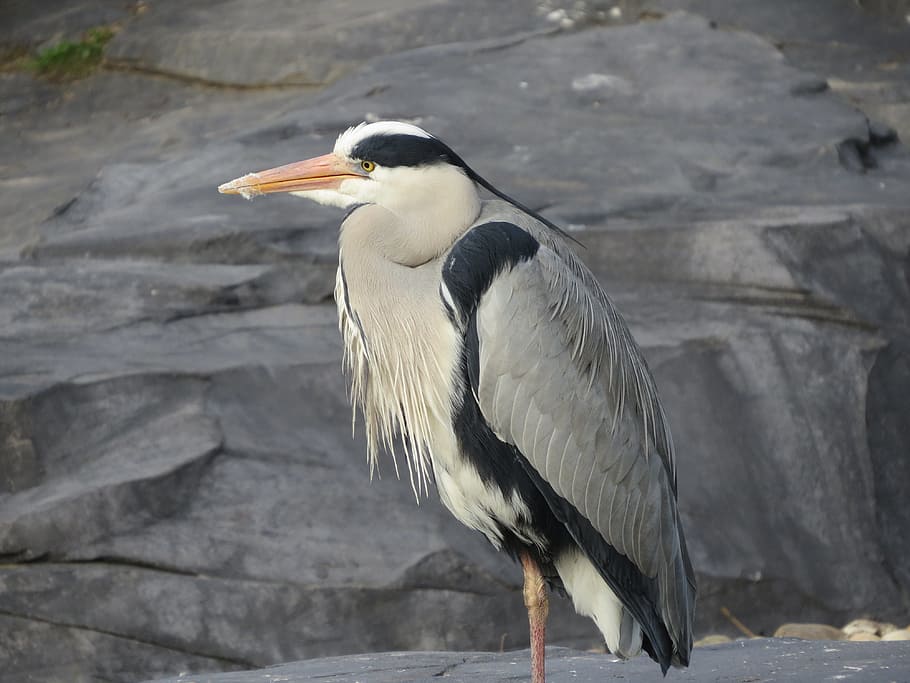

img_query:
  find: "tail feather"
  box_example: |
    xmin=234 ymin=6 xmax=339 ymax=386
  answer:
xmin=615 ymin=607 xmax=643 ymax=659
xmin=554 ymin=548 xmax=643 ymax=659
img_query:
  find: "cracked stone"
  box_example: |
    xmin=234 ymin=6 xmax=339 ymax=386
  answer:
xmin=138 ymin=640 xmax=910 ymax=683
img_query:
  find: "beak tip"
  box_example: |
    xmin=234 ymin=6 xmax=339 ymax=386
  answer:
xmin=218 ymin=173 xmax=262 ymax=199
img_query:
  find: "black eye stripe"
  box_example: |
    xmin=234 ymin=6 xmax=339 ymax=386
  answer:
xmin=350 ymin=134 xmax=469 ymax=169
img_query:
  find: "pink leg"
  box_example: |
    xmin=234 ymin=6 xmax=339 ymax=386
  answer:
xmin=520 ymin=549 xmax=549 ymax=683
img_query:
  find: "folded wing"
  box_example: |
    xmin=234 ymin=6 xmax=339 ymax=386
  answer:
xmin=454 ymin=218 xmax=696 ymax=668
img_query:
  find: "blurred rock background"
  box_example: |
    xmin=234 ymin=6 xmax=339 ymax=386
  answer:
xmin=1 ymin=1 xmax=909 ymax=682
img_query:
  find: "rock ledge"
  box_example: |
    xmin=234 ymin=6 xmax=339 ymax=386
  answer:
xmin=144 ymin=640 xmax=910 ymax=683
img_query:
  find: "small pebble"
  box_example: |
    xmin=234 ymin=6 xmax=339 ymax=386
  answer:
xmin=694 ymin=634 xmax=732 ymax=646
xmin=546 ymin=8 xmax=567 ymax=22
xmin=842 ymin=619 xmax=881 ymax=637
xmin=774 ymin=623 xmax=844 ymax=641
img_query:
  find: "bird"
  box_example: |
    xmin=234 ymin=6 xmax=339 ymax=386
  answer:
xmin=219 ymin=120 xmax=696 ymax=683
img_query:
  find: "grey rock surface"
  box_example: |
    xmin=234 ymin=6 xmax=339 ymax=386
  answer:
xmin=638 ymin=0 xmax=910 ymax=140
xmin=141 ymin=640 xmax=910 ymax=683
xmin=1 ymin=2 xmax=910 ymax=683
xmin=102 ymin=0 xmax=556 ymax=87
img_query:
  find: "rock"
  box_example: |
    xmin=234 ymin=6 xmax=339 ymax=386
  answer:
xmin=773 ymin=623 xmax=844 ymax=641
xmin=845 ymin=618 xmax=910 ymax=640
xmin=636 ymin=0 xmax=910 ymax=140
xmin=0 ymin=0 xmax=131 ymax=48
xmin=842 ymin=618 xmax=883 ymax=637
xmin=103 ymin=0 xmax=555 ymax=87
xmin=878 ymin=622 xmax=900 ymax=635
xmin=694 ymin=634 xmax=733 ymax=646
xmin=139 ymin=640 xmax=910 ymax=683
xmin=2 ymin=2 xmax=910 ymax=682
xmin=848 ymin=632 xmax=881 ymax=642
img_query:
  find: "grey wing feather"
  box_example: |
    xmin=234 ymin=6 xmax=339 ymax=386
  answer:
xmin=471 ymin=217 xmax=695 ymax=659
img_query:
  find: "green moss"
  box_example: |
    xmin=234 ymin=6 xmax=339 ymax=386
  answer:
xmin=30 ymin=26 xmax=116 ymax=80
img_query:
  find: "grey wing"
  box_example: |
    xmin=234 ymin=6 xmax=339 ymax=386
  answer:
xmin=473 ymin=242 xmax=695 ymax=662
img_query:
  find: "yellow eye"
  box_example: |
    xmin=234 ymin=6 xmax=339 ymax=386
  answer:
xmin=360 ymin=160 xmax=376 ymax=173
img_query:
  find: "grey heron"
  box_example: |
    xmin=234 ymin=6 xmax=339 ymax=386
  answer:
xmin=219 ymin=120 xmax=696 ymax=682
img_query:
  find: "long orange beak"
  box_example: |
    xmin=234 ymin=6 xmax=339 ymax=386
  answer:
xmin=218 ymin=153 xmax=363 ymax=198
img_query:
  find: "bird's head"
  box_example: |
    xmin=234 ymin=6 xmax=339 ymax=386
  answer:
xmin=219 ymin=120 xmax=574 ymax=262
xmin=218 ymin=121 xmax=480 ymax=219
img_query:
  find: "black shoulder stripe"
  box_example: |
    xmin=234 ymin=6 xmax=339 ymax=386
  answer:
xmin=442 ymin=221 xmax=539 ymax=322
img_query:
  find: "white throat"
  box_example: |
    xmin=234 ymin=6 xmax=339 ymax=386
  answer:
xmin=350 ymin=164 xmax=481 ymax=266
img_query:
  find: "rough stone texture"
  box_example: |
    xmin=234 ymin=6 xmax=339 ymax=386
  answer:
xmin=637 ymin=0 xmax=910 ymax=140
xmin=0 ymin=0 xmax=130 ymax=48
xmin=102 ymin=0 xmax=557 ymax=87
xmin=140 ymin=641 xmax=910 ymax=683
xmin=1 ymin=2 xmax=910 ymax=683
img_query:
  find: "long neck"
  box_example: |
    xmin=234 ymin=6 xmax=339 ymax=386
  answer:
xmin=336 ymin=204 xmax=465 ymax=501
xmin=338 ymin=205 xmax=451 ymax=324
xmin=341 ymin=167 xmax=481 ymax=267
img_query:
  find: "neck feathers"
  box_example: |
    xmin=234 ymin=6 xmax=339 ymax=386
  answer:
xmin=342 ymin=165 xmax=480 ymax=266
xmin=334 ymin=163 xmax=479 ymax=496
xmin=335 ymin=252 xmax=460 ymax=500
